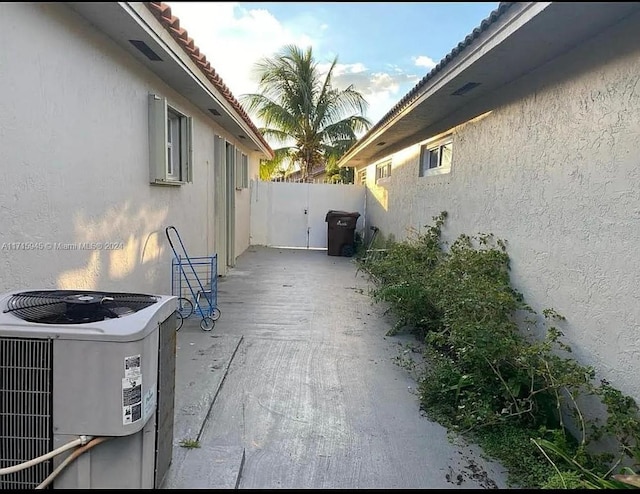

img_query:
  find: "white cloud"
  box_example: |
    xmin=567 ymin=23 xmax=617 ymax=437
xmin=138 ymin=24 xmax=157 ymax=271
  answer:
xmin=370 ymin=72 xmax=400 ymax=93
xmin=167 ymin=2 xmax=315 ymax=98
xmin=413 ymin=55 xmax=437 ymax=70
xmin=327 ymin=69 xmax=419 ymax=123
xmin=166 ymin=2 xmax=419 ymax=128
xmin=320 ymin=62 xmax=368 ymax=77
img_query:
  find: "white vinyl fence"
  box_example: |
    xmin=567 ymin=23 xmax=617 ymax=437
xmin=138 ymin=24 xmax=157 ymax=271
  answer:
xmin=250 ymin=180 xmax=366 ymax=249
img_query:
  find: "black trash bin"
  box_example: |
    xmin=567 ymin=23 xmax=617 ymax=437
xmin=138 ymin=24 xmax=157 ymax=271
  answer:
xmin=325 ymin=210 xmax=361 ymax=257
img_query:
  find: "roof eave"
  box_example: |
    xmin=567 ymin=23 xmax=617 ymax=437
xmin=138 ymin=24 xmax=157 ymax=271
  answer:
xmin=140 ymin=2 xmax=274 ymax=159
xmin=65 ymin=1 xmax=274 ymax=159
xmin=339 ymin=1 xmax=640 ymax=168
xmin=337 ymin=2 xmax=538 ymax=168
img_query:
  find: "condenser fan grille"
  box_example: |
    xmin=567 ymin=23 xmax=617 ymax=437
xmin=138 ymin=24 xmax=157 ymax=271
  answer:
xmin=3 ymin=290 xmax=159 ymax=324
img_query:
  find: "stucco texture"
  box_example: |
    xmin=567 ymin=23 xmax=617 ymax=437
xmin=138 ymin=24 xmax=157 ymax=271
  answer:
xmin=0 ymin=3 xmax=257 ymax=295
xmin=362 ymin=13 xmax=640 ymax=402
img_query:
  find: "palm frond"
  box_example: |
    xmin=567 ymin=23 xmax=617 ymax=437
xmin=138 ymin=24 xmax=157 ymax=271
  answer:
xmin=241 ymin=44 xmax=370 ymax=182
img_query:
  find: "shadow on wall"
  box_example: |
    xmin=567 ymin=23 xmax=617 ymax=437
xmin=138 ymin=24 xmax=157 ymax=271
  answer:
xmin=0 ymin=201 xmax=178 ymax=295
xmin=363 ymin=145 xmax=421 ymax=243
xmin=57 ymin=205 xmax=170 ymax=291
xmin=56 ymin=202 xmax=171 ymax=293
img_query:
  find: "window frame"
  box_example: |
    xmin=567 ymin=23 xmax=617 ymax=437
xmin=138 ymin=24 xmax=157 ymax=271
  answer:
xmin=149 ymin=94 xmax=193 ymax=185
xmin=242 ymin=153 xmax=249 ymax=188
xmin=358 ymin=168 xmax=367 ymax=185
xmin=419 ymin=136 xmax=453 ymax=177
xmin=375 ymin=160 xmax=391 ymax=183
xmin=166 ymin=109 xmax=180 ymax=180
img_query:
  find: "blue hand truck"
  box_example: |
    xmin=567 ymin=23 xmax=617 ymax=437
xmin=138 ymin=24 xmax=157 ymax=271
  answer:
xmin=166 ymin=226 xmax=221 ymax=331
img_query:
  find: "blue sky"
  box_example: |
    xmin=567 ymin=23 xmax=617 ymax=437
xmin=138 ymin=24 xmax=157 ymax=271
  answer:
xmin=166 ymin=2 xmax=499 ymax=125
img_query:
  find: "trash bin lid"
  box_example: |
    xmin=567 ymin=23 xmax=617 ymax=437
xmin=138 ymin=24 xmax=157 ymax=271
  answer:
xmin=325 ymin=210 xmax=361 ymax=221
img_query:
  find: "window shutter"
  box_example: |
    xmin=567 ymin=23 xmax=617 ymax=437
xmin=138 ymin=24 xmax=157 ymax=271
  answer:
xmin=148 ymin=93 xmax=168 ymax=184
xmin=183 ymin=116 xmax=194 ymax=183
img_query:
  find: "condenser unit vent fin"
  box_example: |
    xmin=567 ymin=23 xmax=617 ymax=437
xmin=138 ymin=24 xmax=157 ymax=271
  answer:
xmin=0 ymin=337 xmax=53 ymax=489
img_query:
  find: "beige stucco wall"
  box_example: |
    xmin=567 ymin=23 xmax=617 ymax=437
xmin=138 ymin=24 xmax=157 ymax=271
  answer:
xmin=0 ymin=3 xmax=258 ymax=295
xmin=361 ymin=13 xmax=640 ymax=401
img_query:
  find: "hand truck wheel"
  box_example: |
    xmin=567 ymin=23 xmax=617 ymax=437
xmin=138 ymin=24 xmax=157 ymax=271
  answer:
xmin=211 ymin=307 xmax=221 ymax=321
xmin=200 ymin=317 xmax=215 ymax=331
xmin=177 ymin=297 xmax=193 ymax=318
xmin=175 ymin=311 xmax=184 ymax=332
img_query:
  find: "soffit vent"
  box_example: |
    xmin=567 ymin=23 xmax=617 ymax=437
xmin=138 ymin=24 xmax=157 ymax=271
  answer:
xmin=452 ymin=81 xmax=481 ymax=96
xmin=129 ymin=40 xmax=163 ymax=61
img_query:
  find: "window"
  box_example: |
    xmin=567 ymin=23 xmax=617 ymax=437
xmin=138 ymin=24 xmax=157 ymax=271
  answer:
xmin=166 ymin=108 xmax=181 ymax=180
xmin=419 ymin=137 xmax=452 ymax=177
xmin=235 ymin=151 xmax=249 ymax=189
xmin=148 ymin=94 xmax=193 ymax=185
xmin=358 ymin=168 xmax=367 ymax=185
xmin=375 ymin=160 xmax=391 ymax=181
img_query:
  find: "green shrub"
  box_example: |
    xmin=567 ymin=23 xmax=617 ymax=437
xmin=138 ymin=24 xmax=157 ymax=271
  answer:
xmin=356 ymin=212 xmax=640 ymax=488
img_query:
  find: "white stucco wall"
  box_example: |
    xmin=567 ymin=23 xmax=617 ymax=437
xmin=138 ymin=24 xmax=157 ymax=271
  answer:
xmin=360 ymin=12 xmax=640 ymax=401
xmin=0 ymin=3 xmax=256 ymax=295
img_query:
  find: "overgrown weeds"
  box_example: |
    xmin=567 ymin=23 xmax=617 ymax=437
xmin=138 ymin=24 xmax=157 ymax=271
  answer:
xmin=356 ymin=212 xmax=640 ymax=489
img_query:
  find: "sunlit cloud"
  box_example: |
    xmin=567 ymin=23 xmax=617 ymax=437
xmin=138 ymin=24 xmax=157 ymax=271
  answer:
xmin=166 ymin=2 xmax=423 ymax=127
xmin=320 ymin=62 xmax=368 ymax=76
xmin=167 ymin=2 xmax=316 ymax=98
xmin=413 ymin=55 xmax=437 ymax=70
xmin=324 ymin=67 xmax=420 ymax=123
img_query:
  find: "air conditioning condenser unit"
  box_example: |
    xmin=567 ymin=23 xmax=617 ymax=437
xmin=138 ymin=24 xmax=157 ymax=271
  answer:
xmin=0 ymin=289 xmax=179 ymax=489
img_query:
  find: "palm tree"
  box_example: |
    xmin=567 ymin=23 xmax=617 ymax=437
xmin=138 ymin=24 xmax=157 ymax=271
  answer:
xmin=241 ymin=44 xmax=371 ymax=182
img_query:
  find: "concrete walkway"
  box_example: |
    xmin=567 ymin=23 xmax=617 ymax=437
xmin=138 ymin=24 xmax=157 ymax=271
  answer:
xmin=161 ymin=246 xmax=511 ymax=489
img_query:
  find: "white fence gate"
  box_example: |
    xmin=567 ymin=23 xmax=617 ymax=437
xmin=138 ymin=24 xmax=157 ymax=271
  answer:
xmin=250 ymin=180 xmax=366 ymax=249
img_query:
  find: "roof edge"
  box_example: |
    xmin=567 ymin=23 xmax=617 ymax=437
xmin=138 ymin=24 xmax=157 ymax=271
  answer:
xmin=143 ymin=2 xmax=274 ymax=159
xmin=338 ymin=1 xmax=518 ymax=167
